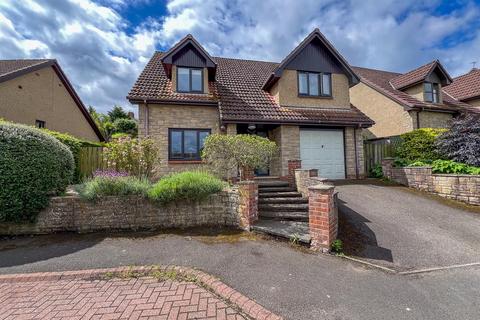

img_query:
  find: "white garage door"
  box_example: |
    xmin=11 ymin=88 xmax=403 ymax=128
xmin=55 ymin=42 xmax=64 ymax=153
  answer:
xmin=300 ymin=129 xmax=345 ymax=179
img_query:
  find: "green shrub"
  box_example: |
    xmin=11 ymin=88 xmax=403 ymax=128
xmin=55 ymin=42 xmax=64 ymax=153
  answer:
xmin=0 ymin=123 xmax=74 ymax=222
xmin=78 ymin=176 xmax=151 ymax=201
xmin=431 ymin=160 xmax=480 ymax=175
xmin=148 ymin=171 xmax=226 ymax=204
xmin=393 ymin=157 xmax=409 ymax=167
xmin=408 ymin=161 xmax=430 ymax=167
xmin=396 ymin=128 xmax=446 ymax=162
xmin=369 ymin=164 xmax=383 ymax=178
xmin=331 ymin=239 xmax=343 ymax=253
xmin=104 ymin=136 xmax=158 ymax=178
xmin=202 ymin=134 xmax=278 ymax=180
xmin=113 ymin=118 xmax=137 ymax=137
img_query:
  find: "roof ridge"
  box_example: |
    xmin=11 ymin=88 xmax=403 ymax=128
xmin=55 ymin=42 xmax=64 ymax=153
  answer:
xmin=213 ymin=56 xmax=279 ymax=64
xmin=352 ymin=65 xmax=402 ymax=76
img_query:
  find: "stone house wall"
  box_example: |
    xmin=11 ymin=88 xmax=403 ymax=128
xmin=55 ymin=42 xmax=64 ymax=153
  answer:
xmin=381 ymin=159 xmax=480 ymax=206
xmin=417 ymin=111 xmax=453 ymax=129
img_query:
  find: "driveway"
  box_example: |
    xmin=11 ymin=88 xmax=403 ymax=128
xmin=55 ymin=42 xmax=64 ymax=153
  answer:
xmin=1 ymin=230 xmax=480 ymax=320
xmin=336 ymin=180 xmax=480 ymax=272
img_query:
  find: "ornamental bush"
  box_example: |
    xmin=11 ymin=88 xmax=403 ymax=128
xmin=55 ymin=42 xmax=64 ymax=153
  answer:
xmin=201 ymin=134 xmax=278 ymax=179
xmin=78 ymin=175 xmax=151 ymax=201
xmin=0 ymin=123 xmax=74 ymax=222
xmin=148 ymin=171 xmax=226 ymax=204
xmin=436 ymin=113 xmax=480 ymax=167
xmin=103 ymin=136 xmax=158 ymax=178
xmin=396 ymin=128 xmax=446 ymax=162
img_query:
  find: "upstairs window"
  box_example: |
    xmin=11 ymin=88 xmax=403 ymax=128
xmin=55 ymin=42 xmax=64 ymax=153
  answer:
xmin=298 ymin=71 xmax=332 ymax=97
xmin=169 ymin=128 xmax=210 ymax=160
xmin=424 ymin=82 xmax=440 ymax=103
xmin=177 ymin=67 xmax=203 ymax=93
xmin=35 ymin=120 xmax=46 ymax=128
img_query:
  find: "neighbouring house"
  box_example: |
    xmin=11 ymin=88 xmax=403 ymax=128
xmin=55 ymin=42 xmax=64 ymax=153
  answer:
xmin=0 ymin=59 xmax=104 ymax=141
xmin=128 ymin=29 xmax=374 ymax=180
xmin=350 ymin=60 xmax=476 ymax=139
xmin=444 ymin=68 xmax=480 ymax=108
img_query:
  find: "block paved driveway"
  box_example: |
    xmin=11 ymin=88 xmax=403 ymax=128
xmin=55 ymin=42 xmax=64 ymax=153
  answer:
xmin=335 ymin=180 xmax=480 ymax=271
xmin=0 ymin=276 xmax=246 ymax=320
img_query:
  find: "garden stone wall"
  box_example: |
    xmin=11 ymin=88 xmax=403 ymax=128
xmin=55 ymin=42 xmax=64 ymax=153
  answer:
xmin=0 ymin=189 xmax=242 ymax=235
xmin=382 ymin=158 xmax=480 ymax=206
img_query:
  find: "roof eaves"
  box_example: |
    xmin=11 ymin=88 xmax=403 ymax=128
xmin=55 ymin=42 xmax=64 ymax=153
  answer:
xmin=0 ymin=60 xmax=54 ymax=84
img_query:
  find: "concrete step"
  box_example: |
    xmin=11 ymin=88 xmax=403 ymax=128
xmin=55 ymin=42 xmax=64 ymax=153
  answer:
xmin=259 ymin=197 xmax=308 ymax=204
xmin=252 ymin=220 xmax=310 ymax=243
xmin=258 ymin=203 xmax=309 ymax=212
xmin=259 ymin=211 xmax=309 ymax=222
xmin=258 ymin=187 xmax=295 ymax=193
xmin=258 ymin=191 xmax=303 ymax=198
xmin=257 ymin=181 xmax=290 ymax=188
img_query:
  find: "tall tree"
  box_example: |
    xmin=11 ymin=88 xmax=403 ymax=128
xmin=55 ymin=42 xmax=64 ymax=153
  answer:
xmin=108 ymin=106 xmax=129 ymax=122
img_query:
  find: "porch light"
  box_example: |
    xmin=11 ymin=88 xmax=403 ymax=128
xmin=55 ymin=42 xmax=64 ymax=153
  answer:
xmin=248 ymin=123 xmax=256 ymax=130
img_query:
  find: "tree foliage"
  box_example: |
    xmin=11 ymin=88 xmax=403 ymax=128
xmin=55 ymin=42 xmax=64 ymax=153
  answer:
xmin=396 ymin=128 xmax=446 ymax=162
xmin=0 ymin=123 xmax=74 ymax=222
xmin=113 ymin=118 xmax=138 ymax=137
xmin=201 ymin=134 xmax=279 ymax=180
xmin=103 ymin=136 xmax=158 ymax=178
xmin=436 ymin=113 xmax=480 ymax=166
xmin=89 ymin=106 xmax=137 ymax=141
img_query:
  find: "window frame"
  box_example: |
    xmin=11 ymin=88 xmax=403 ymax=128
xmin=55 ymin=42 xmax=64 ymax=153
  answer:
xmin=176 ymin=66 xmax=204 ymax=93
xmin=168 ymin=128 xmax=211 ymax=161
xmin=35 ymin=120 xmax=46 ymax=128
xmin=297 ymin=71 xmax=332 ymax=98
xmin=424 ymin=82 xmax=440 ymax=103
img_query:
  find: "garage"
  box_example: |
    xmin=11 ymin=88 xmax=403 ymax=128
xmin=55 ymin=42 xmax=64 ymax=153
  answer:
xmin=300 ymin=129 xmax=345 ymax=179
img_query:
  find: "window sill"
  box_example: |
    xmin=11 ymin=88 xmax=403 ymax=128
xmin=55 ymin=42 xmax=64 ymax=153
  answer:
xmin=297 ymin=94 xmax=333 ymax=99
xmin=168 ymin=160 xmax=204 ymax=164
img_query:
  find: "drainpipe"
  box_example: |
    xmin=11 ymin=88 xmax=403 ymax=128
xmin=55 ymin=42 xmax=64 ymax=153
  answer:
xmin=353 ymin=126 xmax=359 ymax=179
xmin=144 ymin=99 xmax=149 ymax=137
xmin=416 ymin=110 xmax=421 ymax=129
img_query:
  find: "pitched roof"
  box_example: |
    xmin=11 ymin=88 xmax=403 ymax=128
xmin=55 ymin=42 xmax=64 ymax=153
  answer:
xmin=128 ymin=52 xmax=373 ymax=127
xmin=263 ymin=28 xmax=359 ymax=89
xmin=0 ymin=59 xmax=104 ymax=141
xmin=352 ymin=65 xmax=475 ymax=113
xmin=389 ymin=60 xmax=449 ymax=90
xmin=160 ymin=34 xmax=216 ymax=68
xmin=443 ymin=68 xmax=480 ymax=101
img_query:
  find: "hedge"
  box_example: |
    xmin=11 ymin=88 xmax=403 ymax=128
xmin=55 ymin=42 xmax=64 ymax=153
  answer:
xmin=0 ymin=122 xmax=74 ymax=222
xmin=396 ymin=128 xmax=446 ymax=162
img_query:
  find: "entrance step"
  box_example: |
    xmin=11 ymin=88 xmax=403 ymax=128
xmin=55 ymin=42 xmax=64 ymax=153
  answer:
xmin=258 ymin=187 xmax=295 ymax=193
xmin=252 ymin=220 xmax=310 ymax=243
xmin=259 ymin=191 xmax=303 ymax=198
xmin=259 ymin=203 xmax=308 ymax=212
xmin=259 ymin=211 xmax=309 ymax=222
xmin=259 ymin=197 xmax=308 ymax=204
xmin=257 ymin=181 xmax=290 ymax=188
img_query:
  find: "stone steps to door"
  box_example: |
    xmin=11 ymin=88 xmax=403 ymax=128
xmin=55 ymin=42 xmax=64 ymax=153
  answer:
xmin=258 ymin=186 xmax=295 ymax=193
xmin=251 ymin=220 xmax=311 ymax=243
xmin=259 ymin=211 xmax=309 ymax=222
xmin=259 ymin=197 xmax=308 ymax=204
xmin=258 ymin=191 xmax=303 ymax=198
xmin=258 ymin=203 xmax=309 ymax=212
xmin=257 ymin=181 xmax=290 ymax=188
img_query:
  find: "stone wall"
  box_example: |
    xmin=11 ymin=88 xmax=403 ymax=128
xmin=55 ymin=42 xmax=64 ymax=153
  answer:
xmin=418 ymin=111 xmax=453 ymax=129
xmin=382 ymin=159 xmax=480 ymax=206
xmin=0 ymin=189 xmax=244 ymax=236
xmin=345 ymin=127 xmax=365 ymax=179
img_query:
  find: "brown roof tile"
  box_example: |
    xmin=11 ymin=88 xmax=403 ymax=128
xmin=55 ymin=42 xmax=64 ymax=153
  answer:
xmin=0 ymin=59 xmax=52 ymax=82
xmin=444 ymin=68 xmax=480 ymax=101
xmin=389 ymin=60 xmax=439 ymax=90
xmin=352 ymin=65 xmax=475 ymax=113
xmin=128 ymin=53 xmax=373 ymax=126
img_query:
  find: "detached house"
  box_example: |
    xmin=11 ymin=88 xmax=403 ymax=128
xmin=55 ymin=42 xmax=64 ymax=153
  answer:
xmin=444 ymin=68 xmax=480 ymax=108
xmin=0 ymin=59 xmax=103 ymax=141
xmin=350 ymin=61 xmax=475 ymax=139
xmin=128 ymin=29 xmax=373 ymax=180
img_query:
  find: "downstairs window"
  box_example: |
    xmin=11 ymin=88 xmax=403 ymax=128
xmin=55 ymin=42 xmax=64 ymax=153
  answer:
xmin=169 ymin=128 xmax=211 ymax=160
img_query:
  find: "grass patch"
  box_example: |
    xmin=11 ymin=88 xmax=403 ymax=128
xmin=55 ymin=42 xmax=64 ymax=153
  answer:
xmin=148 ymin=171 xmax=226 ymax=204
xmin=77 ymin=176 xmax=151 ymax=201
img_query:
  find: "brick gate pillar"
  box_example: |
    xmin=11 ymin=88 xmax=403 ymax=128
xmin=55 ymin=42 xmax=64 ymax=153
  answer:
xmin=308 ymin=184 xmax=338 ymax=252
xmin=287 ymin=159 xmax=302 ymax=188
xmin=237 ymin=181 xmax=258 ymax=230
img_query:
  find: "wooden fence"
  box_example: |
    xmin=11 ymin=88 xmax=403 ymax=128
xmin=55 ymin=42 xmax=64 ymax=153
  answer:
xmin=364 ymin=136 xmax=402 ymax=174
xmin=77 ymin=146 xmax=105 ymax=179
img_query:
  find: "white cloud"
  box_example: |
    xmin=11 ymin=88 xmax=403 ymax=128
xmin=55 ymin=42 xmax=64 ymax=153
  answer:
xmin=0 ymin=0 xmax=479 ymax=115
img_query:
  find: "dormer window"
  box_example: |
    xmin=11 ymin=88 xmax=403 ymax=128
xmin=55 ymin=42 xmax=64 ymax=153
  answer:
xmin=298 ymin=71 xmax=332 ymax=97
xmin=424 ymin=82 xmax=440 ymax=103
xmin=177 ymin=67 xmax=203 ymax=93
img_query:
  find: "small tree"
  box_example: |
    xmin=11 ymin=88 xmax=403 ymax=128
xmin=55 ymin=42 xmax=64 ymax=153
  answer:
xmin=103 ymin=136 xmax=158 ymax=178
xmin=436 ymin=113 xmax=480 ymax=166
xmin=108 ymin=105 xmax=130 ymax=122
xmin=113 ymin=118 xmax=138 ymax=137
xmin=201 ymin=134 xmax=278 ymax=180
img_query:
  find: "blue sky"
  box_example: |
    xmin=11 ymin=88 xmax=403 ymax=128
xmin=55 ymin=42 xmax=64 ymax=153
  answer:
xmin=1 ymin=0 xmax=479 ymax=113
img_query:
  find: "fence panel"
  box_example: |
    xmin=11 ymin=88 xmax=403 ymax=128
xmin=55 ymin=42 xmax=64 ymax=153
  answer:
xmin=78 ymin=146 xmax=105 ymax=180
xmin=364 ymin=136 xmax=402 ymax=174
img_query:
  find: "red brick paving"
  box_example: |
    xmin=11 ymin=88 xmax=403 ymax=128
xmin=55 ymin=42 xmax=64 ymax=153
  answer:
xmin=0 ymin=266 xmax=282 ymax=320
